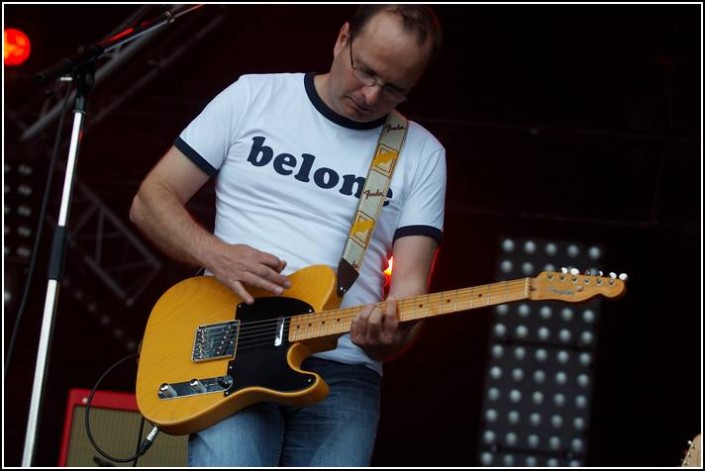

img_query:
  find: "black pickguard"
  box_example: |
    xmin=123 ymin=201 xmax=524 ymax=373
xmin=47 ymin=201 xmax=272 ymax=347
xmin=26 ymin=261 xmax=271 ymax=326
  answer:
xmin=226 ymin=296 xmax=315 ymax=395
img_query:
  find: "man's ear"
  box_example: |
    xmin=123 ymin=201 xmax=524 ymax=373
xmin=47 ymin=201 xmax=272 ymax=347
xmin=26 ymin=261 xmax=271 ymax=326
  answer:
xmin=333 ymin=22 xmax=351 ymax=57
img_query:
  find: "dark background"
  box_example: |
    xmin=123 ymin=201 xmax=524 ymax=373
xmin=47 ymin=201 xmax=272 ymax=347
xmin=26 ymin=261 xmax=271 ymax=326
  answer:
xmin=3 ymin=4 xmax=701 ymax=467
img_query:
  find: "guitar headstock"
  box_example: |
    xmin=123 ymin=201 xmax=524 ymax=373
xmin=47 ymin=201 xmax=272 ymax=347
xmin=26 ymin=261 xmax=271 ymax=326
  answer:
xmin=529 ymin=268 xmax=627 ymax=302
xmin=682 ymin=433 xmax=701 ymax=467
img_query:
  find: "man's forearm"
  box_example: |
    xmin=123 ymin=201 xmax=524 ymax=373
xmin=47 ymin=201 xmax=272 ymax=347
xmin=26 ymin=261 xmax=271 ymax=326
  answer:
xmin=130 ymin=182 xmax=217 ymax=268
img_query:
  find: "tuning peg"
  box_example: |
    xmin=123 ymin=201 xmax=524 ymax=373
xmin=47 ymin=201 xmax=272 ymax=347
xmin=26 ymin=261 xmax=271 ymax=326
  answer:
xmin=599 ymin=271 xmax=604 ymax=277
xmin=561 ymin=267 xmax=568 ymax=274
xmin=618 ymin=273 xmax=629 ymax=281
xmin=609 ymin=272 xmax=617 ymax=279
xmin=570 ymin=268 xmax=579 ymax=276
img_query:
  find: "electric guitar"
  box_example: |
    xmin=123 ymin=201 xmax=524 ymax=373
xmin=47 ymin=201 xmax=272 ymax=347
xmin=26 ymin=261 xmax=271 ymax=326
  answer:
xmin=135 ymin=265 xmax=626 ymax=435
xmin=681 ymin=434 xmax=701 ymax=467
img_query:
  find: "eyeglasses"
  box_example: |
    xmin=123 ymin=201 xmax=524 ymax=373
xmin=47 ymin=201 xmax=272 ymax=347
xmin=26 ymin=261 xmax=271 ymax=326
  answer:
xmin=348 ymin=39 xmax=408 ymax=103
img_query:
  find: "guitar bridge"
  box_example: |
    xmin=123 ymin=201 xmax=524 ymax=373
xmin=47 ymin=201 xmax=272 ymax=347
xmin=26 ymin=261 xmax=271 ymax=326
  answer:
xmin=158 ymin=376 xmax=234 ymax=400
xmin=192 ymin=320 xmax=240 ymax=362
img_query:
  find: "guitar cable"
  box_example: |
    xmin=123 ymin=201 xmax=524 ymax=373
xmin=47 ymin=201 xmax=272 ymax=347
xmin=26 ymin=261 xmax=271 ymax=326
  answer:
xmin=84 ymin=352 xmax=161 ymax=465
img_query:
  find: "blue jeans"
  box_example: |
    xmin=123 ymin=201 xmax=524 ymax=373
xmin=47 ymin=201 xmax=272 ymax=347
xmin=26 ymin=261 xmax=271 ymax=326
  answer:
xmin=188 ymin=357 xmax=381 ymax=467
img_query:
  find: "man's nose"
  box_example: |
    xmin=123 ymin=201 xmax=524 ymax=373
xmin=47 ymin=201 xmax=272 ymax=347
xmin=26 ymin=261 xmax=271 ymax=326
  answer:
xmin=360 ymin=83 xmax=383 ymax=105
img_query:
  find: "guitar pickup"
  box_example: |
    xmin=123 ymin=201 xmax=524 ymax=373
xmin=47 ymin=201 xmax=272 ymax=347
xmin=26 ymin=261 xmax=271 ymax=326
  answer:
xmin=192 ymin=320 xmax=240 ymax=362
xmin=158 ymin=375 xmax=234 ymax=400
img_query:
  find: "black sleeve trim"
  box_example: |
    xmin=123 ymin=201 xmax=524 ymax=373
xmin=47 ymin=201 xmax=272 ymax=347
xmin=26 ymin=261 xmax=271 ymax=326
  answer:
xmin=393 ymin=225 xmax=443 ymax=246
xmin=174 ymin=136 xmax=218 ymax=177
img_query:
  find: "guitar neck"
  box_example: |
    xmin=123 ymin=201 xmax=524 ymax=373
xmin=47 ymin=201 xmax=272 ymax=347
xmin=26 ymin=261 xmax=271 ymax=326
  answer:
xmin=289 ymin=278 xmax=530 ymax=342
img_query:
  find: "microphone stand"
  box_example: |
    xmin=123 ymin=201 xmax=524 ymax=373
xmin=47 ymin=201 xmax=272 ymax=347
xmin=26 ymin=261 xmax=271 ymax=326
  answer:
xmin=22 ymin=5 xmax=203 ymax=466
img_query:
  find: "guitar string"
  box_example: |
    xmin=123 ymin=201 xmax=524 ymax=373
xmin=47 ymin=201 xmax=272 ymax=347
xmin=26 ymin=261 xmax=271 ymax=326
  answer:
xmin=198 ymin=276 xmax=615 ymax=351
xmin=221 ymin=280 xmax=534 ymax=351
xmin=201 ymin=273 xmax=609 ymax=334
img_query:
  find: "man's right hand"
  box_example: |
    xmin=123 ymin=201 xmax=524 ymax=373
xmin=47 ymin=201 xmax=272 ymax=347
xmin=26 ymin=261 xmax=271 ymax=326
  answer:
xmin=205 ymin=243 xmax=291 ymax=304
xmin=130 ymin=148 xmax=290 ymax=304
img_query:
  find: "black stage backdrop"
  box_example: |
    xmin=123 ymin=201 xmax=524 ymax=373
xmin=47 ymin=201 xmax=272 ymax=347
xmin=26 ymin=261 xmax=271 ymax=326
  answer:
xmin=3 ymin=4 xmax=701 ymax=467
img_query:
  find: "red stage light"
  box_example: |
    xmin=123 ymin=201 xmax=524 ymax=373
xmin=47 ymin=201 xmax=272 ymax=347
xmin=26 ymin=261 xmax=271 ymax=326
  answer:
xmin=4 ymin=28 xmax=31 ymax=66
xmin=384 ymin=257 xmax=394 ymax=277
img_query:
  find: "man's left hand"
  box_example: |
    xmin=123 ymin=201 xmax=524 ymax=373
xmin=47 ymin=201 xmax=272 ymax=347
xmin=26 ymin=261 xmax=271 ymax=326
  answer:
xmin=351 ymin=299 xmax=411 ymax=361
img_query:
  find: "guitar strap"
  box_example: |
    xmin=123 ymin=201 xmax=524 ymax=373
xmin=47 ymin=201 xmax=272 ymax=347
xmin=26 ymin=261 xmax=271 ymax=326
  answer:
xmin=336 ymin=110 xmax=408 ymax=297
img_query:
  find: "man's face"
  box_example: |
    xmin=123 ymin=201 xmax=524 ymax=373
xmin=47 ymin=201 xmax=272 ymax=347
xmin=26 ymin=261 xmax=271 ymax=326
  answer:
xmin=327 ymin=11 xmax=431 ymax=123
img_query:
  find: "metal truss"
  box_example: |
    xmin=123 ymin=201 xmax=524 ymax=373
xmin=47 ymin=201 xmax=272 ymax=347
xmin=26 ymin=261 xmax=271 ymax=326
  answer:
xmin=5 ymin=5 xmax=227 ymax=306
xmin=17 ymin=5 xmax=227 ymax=142
xmin=45 ymin=181 xmax=163 ymax=307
